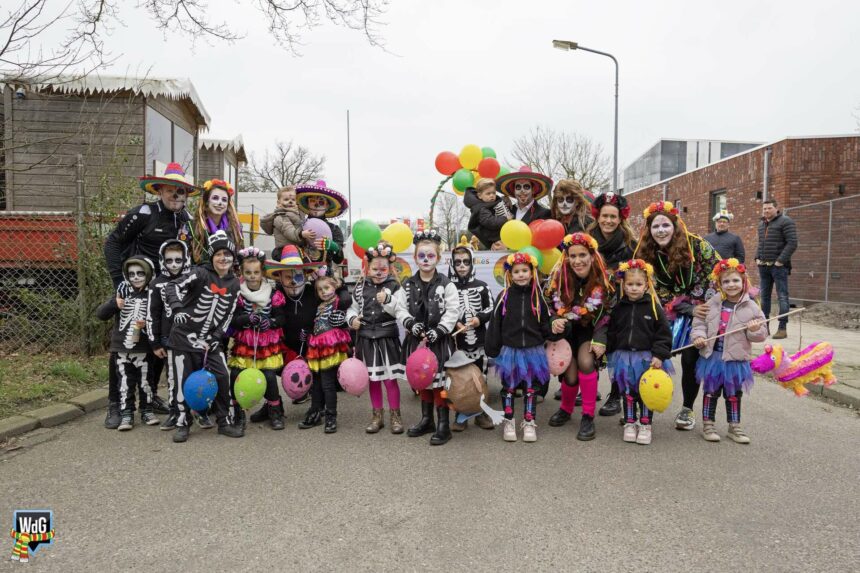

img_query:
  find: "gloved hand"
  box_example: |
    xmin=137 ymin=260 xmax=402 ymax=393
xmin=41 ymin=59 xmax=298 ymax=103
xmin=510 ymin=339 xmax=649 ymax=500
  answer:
xmin=410 ymin=321 xmax=425 ymax=338
xmin=116 ymin=280 xmax=132 ymax=299
xmin=249 ymin=312 xmax=261 ymax=325
xmin=258 ymin=318 xmax=271 ymax=331
xmin=425 ymin=328 xmax=441 ymax=343
xmin=329 ymin=310 xmax=346 ymax=327
xmin=173 ymin=312 xmax=190 ymax=325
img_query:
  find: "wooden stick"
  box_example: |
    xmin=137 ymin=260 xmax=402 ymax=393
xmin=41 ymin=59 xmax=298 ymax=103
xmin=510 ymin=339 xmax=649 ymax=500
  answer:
xmin=451 ymin=325 xmax=468 ymax=337
xmin=671 ymin=308 xmax=806 ymax=355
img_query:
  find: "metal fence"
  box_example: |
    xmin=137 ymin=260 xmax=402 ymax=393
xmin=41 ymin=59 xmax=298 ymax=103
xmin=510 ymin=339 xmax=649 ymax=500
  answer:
xmin=784 ymin=193 xmax=860 ymax=305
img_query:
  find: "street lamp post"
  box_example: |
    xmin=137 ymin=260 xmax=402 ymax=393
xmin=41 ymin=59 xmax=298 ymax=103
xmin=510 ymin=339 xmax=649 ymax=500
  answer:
xmin=552 ymin=40 xmax=619 ymax=194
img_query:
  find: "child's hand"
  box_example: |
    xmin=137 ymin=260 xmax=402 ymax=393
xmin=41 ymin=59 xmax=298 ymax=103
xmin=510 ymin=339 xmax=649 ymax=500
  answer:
xmin=468 ymin=317 xmax=480 ymax=328
xmin=693 ymin=337 xmax=707 ymax=349
xmin=154 ymin=348 xmax=167 ymax=359
xmin=551 ymin=318 xmax=567 ymax=335
xmin=456 ymin=321 xmax=466 ymax=332
xmin=590 ymin=343 xmax=606 ymax=359
xmin=349 ymin=316 xmax=363 ymax=330
xmin=302 ymin=229 xmax=317 ymax=243
xmin=693 ymin=304 xmax=708 ymax=319
xmin=116 ymin=296 xmax=125 ymax=309
xmin=376 ymin=290 xmax=390 ymax=304
xmin=747 ymin=319 xmax=764 ymax=332
xmin=649 ymin=356 xmax=663 ymax=370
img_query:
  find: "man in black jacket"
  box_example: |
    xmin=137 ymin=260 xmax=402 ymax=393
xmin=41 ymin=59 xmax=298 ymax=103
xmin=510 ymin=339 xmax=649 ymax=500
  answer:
xmin=705 ymin=210 xmax=745 ymax=263
xmin=756 ymin=199 xmax=798 ymax=339
xmin=495 ymin=167 xmax=553 ymax=225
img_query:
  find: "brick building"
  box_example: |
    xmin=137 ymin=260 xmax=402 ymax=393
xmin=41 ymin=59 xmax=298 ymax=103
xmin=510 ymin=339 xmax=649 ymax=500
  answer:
xmin=623 ymin=135 xmax=860 ymax=303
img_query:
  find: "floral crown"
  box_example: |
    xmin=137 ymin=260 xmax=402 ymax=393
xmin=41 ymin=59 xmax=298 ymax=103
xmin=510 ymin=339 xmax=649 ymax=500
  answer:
xmin=413 ymin=229 xmax=442 ymax=245
xmin=365 ymin=241 xmax=397 ymax=263
xmin=643 ymin=200 xmax=678 ymax=219
xmin=616 ymin=258 xmax=654 ymax=280
xmin=203 ymin=179 xmax=235 ymax=197
xmin=591 ymin=192 xmax=631 ymax=220
xmin=237 ymin=246 xmax=266 ymax=265
xmin=560 ymin=232 xmax=599 ymax=252
xmin=710 ymin=258 xmax=746 ymax=281
xmin=503 ymin=251 xmax=538 ymax=272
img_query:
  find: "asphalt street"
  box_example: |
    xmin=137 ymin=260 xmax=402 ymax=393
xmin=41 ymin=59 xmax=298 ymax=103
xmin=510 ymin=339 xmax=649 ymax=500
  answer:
xmin=1 ymin=371 xmax=858 ymax=572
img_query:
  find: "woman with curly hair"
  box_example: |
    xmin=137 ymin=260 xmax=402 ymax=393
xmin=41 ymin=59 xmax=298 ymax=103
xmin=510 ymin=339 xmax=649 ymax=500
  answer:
xmin=550 ymin=179 xmax=593 ymax=234
xmin=634 ymin=201 xmax=720 ymax=431
xmin=546 ymin=233 xmax=613 ymax=441
xmin=188 ymin=179 xmax=244 ymax=264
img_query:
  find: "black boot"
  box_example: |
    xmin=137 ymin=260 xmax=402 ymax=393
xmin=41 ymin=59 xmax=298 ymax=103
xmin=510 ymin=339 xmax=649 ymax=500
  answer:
xmin=104 ymin=402 xmax=121 ymax=429
xmin=234 ymin=407 xmax=247 ymax=431
xmin=577 ymin=414 xmax=595 ymax=441
xmin=429 ymin=407 xmax=452 ymax=445
xmin=298 ymin=408 xmax=322 ymax=429
xmin=324 ymin=409 xmax=337 ymax=434
xmin=218 ymin=422 xmax=244 ymax=438
xmin=599 ymin=385 xmax=621 ymax=417
xmin=269 ymin=403 xmax=285 ymax=431
xmin=548 ymin=408 xmax=572 ymax=427
xmin=160 ymin=411 xmax=178 ymax=431
xmin=151 ymin=395 xmax=170 ymax=414
xmin=173 ymin=424 xmax=190 ymax=443
xmin=250 ymin=405 xmax=270 ymax=423
xmin=407 ymin=400 xmax=435 ymax=437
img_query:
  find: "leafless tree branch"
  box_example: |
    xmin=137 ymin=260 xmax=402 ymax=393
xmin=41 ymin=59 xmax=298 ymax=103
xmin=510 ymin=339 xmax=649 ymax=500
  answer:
xmin=510 ymin=125 xmax=611 ymax=192
xmin=242 ymin=140 xmax=326 ymax=192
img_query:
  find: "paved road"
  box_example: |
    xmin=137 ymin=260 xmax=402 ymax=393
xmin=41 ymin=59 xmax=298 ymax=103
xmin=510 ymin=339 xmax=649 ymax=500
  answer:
xmin=1 ymin=371 xmax=858 ymax=572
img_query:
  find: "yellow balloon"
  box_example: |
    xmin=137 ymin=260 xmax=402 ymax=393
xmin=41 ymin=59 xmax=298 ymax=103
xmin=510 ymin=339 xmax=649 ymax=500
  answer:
xmin=539 ymin=247 xmax=561 ymax=274
xmin=639 ymin=368 xmax=674 ymax=412
xmin=500 ymin=220 xmax=532 ymax=251
xmin=381 ymin=222 xmax=414 ymax=253
xmin=459 ymin=144 xmax=483 ymax=170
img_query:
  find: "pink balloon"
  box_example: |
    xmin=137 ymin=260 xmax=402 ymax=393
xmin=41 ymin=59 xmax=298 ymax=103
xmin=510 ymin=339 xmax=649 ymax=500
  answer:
xmin=337 ymin=357 xmax=369 ymax=397
xmin=281 ymin=359 xmax=313 ymax=400
xmin=303 ymin=217 xmax=333 ymax=240
xmin=546 ymin=339 xmax=572 ymax=376
xmin=406 ymin=346 xmax=438 ymax=391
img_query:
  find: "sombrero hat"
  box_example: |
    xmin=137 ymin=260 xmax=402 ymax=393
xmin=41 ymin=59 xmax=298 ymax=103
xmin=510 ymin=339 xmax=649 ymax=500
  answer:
xmin=496 ymin=166 xmax=553 ymax=201
xmin=296 ymin=180 xmax=348 ymax=218
xmin=264 ymin=245 xmax=324 ymax=278
xmin=139 ymin=162 xmax=200 ymax=196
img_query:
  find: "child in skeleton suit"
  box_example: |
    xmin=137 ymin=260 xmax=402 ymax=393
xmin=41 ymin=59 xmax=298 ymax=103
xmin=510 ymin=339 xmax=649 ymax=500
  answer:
xmin=228 ymin=247 xmax=288 ymax=431
xmin=447 ymin=245 xmax=495 ymax=432
xmin=347 ymin=242 xmax=405 ymax=435
xmin=164 ymin=230 xmax=242 ymax=443
xmin=96 ymin=256 xmax=158 ymax=431
xmin=390 ymin=229 xmax=460 ymax=446
xmin=146 ymin=239 xmax=191 ymax=431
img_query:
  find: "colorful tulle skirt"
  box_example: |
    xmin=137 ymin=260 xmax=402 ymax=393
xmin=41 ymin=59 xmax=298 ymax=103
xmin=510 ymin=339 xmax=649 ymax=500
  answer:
xmin=494 ymin=345 xmax=550 ymax=390
xmin=229 ymin=327 xmax=285 ymax=371
xmin=695 ymin=350 xmax=754 ymax=396
xmin=672 ymin=315 xmax=693 ymax=351
xmin=306 ymin=328 xmax=351 ymax=372
xmin=608 ymin=350 xmax=675 ymax=394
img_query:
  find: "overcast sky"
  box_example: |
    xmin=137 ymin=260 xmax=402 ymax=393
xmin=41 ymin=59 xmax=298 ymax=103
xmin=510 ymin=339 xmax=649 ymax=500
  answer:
xmin=94 ymin=0 xmax=860 ymax=221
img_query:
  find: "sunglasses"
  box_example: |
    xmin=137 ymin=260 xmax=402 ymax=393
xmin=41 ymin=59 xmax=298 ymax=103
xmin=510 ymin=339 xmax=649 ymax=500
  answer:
xmin=556 ymin=197 xmax=576 ymax=205
xmin=416 ymin=252 xmax=437 ymax=261
xmin=453 ymin=259 xmax=470 ymax=267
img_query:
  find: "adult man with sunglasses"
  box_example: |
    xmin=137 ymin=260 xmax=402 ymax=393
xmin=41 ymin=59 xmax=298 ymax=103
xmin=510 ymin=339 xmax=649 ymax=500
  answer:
xmin=495 ymin=166 xmax=553 ymax=225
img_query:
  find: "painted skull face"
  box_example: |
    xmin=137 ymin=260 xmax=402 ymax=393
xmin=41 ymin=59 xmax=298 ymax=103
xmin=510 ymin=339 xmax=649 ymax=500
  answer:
xmin=207 ymin=189 xmax=230 ymax=218
xmin=126 ymin=264 xmax=147 ymax=289
xmin=453 ymin=254 xmax=471 ymax=278
xmin=163 ymin=249 xmax=185 ymax=276
xmin=157 ymin=185 xmax=187 ymax=212
xmin=650 ymin=214 xmax=675 ymax=248
xmin=415 ymin=245 xmax=438 ymax=273
xmin=514 ymin=180 xmax=534 ymax=206
xmin=368 ymin=258 xmax=390 ymax=284
xmin=279 ymin=269 xmax=306 ymax=297
xmin=556 ymin=194 xmax=576 ymax=215
xmin=307 ymin=196 xmax=329 ymax=217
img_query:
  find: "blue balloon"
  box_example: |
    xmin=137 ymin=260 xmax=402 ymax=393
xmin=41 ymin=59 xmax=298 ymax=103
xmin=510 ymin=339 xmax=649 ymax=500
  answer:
xmin=184 ymin=369 xmax=217 ymax=412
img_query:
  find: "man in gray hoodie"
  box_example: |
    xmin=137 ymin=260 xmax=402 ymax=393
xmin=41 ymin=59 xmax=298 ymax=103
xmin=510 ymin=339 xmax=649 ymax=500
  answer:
xmin=756 ymin=199 xmax=798 ymax=339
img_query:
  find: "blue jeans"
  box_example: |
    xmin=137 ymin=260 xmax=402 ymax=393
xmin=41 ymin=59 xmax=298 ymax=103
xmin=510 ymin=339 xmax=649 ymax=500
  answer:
xmin=758 ymin=265 xmax=790 ymax=328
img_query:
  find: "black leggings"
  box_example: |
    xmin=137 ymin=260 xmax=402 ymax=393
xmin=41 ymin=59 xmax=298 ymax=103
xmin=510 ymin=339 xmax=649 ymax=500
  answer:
xmin=310 ymin=368 xmax=339 ymax=413
xmin=681 ymin=346 xmax=700 ymax=409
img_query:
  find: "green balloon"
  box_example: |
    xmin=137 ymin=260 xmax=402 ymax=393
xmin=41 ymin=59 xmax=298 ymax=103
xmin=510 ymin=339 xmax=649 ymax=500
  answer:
xmin=235 ymin=368 xmax=266 ymax=409
xmin=452 ymin=168 xmax=475 ymax=192
xmin=497 ymin=165 xmax=511 ymax=178
xmin=352 ymin=219 xmax=382 ymax=249
xmin=481 ymin=147 xmax=497 ymax=159
xmin=520 ymin=246 xmax=544 ymax=269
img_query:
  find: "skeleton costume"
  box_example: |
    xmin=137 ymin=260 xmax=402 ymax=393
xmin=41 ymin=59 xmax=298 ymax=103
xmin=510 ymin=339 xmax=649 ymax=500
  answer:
xmin=448 ymin=246 xmax=493 ymax=373
xmin=96 ymin=256 xmax=156 ymax=420
xmin=164 ymin=231 xmax=240 ymax=432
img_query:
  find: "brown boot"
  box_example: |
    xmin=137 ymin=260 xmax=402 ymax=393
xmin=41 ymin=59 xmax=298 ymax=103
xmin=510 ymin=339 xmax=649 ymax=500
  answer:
xmin=773 ymin=328 xmax=788 ymax=340
xmin=365 ymin=409 xmax=384 ymax=434
xmin=389 ymin=409 xmax=404 ymax=434
xmin=474 ymin=412 xmax=495 ymax=430
xmin=451 ymin=418 xmax=467 ymax=432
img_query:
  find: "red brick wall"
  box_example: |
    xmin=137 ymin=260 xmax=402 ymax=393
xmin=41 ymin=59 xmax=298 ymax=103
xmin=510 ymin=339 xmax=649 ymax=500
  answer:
xmin=623 ymin=136 xmax=860 ymax=302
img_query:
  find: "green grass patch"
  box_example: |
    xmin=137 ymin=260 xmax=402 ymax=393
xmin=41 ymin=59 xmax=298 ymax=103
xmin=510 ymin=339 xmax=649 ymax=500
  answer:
xmin=0 ymin=353 xmax=109 ymax=419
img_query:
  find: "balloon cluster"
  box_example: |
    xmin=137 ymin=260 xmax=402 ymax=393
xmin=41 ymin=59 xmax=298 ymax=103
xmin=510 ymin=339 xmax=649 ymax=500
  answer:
xmin=435 ymin=144 xmax=511 ymax=196
xmin=498 ymin=218 xmax=565 ymax=274
xmin=350 ymin=219 xmax=415 ymax=256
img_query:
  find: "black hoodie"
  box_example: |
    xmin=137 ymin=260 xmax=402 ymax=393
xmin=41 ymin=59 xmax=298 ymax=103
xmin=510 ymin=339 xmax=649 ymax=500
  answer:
xmin=448 ymin=249 xmax=493 ymax=352
xmin=147 ymin=239 xmax=191 ymax=351
xmin=485 ymin=283 xmax=563 ymax=357
xmin=464 ymin=187 xmax=509 ymax=248
xmin=606 ymin=293 xmax=673 ymax=359
xmin=96 ymin=256 xmax=155 ymax=353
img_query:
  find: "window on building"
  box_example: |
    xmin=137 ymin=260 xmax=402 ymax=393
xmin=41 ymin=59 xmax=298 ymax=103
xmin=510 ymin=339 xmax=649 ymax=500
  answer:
xmin=146 ymin=105 xmax=196 ymax=181
xmin=223 ymin=158 xmax=236 ymax=187
xmin=710 ymin=189 xmax=727 ymax=228
xmin=174 ymin=126 xmax=195 ymax=180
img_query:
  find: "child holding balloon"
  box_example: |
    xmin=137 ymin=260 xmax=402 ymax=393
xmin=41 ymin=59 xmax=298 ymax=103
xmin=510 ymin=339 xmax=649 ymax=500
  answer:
xmin=606 ymin=259 xmax=673 ymax=445
xmin=294 ymin=181 xmax=346 ymax=273
xmin=347 ymin=242 xmax=405 ymax=434
xmin=228 ymin=247 xmax=288 ymax=431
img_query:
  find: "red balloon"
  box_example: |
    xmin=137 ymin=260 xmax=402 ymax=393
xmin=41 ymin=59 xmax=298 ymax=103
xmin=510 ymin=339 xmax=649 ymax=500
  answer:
xmin=477 ymin=157 xmax=501 ymax=179
xmin=435 ymin=151 xmax=461 ymax=176
xmin=528 ymin=219 xmax=545 ymax=236
xmin=352 ymin=242 xmax=366 ymax=258
xmin=532 ymin=219 xmax=565 ymax=250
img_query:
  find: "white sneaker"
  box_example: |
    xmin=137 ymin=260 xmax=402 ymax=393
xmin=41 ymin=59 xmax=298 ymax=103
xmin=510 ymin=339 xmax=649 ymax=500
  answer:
xmin=728 ymin=423 xmax=751 ymax=444
xmin=502 ymin=419 xmax=517 ymax=442
xmin=636 ymin=424 xmax=652 ymax=445
xmin=623 ymin=423 xmax=638 ymax=443
xmin=522 ymin=420 xmax=537 ymax=442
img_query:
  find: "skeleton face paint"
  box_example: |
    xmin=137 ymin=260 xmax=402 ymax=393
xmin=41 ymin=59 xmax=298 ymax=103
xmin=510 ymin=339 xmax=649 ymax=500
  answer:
xmin=415 ymin=245 xmax=438 ymax=273
xmin=453 ymin=255 xmax=471 ymax=278
xmin=126 ymin=264 xmax=147 ymax=289
xmin=368 ymin=258 xmax=390 ymax=284
xmin=556 ymin=194 xmax=576 ymax=215
xmin=163 ymin=249 xmax=185 ymax=276
xmin=158 ymin=185 xmax=187 ymax=212
xmin=650 ymin=215 xmax=675 ymax=248
xmin=207 ymin=189 xmax=230 ymax=218
xmin=307 ymin=196 xmax=329 ymax=217
xmin=212 ymin=249 xmax=234 ymax=276
xmin=279 ymin=269 xmax=306 ymax=297
xmin=514 ymin=180 xmax=534 ymax=207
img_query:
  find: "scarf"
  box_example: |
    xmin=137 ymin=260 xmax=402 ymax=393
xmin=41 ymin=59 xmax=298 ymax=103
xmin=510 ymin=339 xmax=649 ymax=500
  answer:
xmin=594 ymin=226 xmax=626 ymax=259
xmin=206 ymin=214 xmax=230 ymax=234
xmin=240 ymin=279 xmax=273 ymax=307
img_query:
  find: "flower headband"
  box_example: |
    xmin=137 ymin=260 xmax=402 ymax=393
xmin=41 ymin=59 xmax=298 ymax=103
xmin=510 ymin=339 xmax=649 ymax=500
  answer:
xmin=503 ymin=251 xmax=538 ymax=272
xmin=591 ymin=192 xmax=631 ymax=220
xmin=413 ymin=229 xmax=442 ymax=245
xmin=237 ymin=246 xmax=266 ymax=265
xmin=203 ymin=179 xmax=235 ymax=197
xmin=365 ymin=241 xmax=396 ymax=263
xmin=561 ymin=232 xmax=599 ymax=252
xmin=643 ymin=200 xmax=678 ymax=219
xmin=710 ymin=258 xmax=746 ymax=281
xmin=616 ymin=258 xmax=654 ymax=280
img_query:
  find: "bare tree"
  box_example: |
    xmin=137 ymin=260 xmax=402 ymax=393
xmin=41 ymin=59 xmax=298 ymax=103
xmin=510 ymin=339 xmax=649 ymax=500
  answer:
xmin=433 ymin=193 xmax=469 ymax=248
xmin=510 ymin=126 xmax=611 ymax=192
xmin=244 ymin=140 xmax=326 ymax=192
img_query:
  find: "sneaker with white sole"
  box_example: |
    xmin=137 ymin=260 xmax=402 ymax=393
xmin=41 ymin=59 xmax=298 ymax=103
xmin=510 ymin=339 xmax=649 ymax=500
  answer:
xmin=502 ymin=419 xmax=517 ymax=442
xmin=623 ymin=423 xmax=638 ymax=443
xmin=636 ymin=424 xmax=652 ymax=445
xmin=522 ymin=420 xmax=537 ymax=443
xmin=117 ymin=411 xmax=134 ymax=431
xmin=728 ymin=423 xmax=751 ymax=444
xmin=703 ymin=420 xmax=721 ymax=442
xmin=674 ymin=407 xmax=696 ymax=431
xmin=140 ymin=410 xmax=160 ymax=426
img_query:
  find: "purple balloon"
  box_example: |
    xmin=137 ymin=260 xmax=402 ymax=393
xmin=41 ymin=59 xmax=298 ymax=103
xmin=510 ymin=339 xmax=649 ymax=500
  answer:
xmin=303 ymin=217 xmax=332 ymax=240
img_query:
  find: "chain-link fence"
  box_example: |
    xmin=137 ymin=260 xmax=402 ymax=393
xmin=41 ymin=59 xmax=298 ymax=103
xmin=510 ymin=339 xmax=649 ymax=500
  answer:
xmin=784 ymin=193 xmax=860 ymax=305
